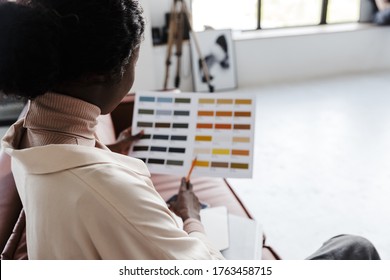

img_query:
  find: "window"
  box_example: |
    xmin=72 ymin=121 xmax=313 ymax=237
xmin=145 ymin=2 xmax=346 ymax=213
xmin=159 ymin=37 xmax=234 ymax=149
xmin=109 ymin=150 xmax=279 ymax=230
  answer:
xmin=192 ymin=0 xmax=258 ymax=31
xmin=191 ymin=0 xmax=361 ymax=31
xmin=261 ymin=0 xmax=323 ymax=28
xmin=327 ymin=0 xmax=361 ymax=24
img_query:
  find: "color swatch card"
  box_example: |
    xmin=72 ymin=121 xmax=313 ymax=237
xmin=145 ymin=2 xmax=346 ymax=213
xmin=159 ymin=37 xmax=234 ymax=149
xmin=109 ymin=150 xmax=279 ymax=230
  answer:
xmin=130 ymin=91 xmax=256 ymax=178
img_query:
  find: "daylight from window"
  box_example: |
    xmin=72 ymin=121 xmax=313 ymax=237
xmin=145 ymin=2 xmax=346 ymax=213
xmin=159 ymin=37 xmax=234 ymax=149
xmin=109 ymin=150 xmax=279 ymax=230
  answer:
xmin=327 ymin=0 xmax=360 ymax=23
xmin=192 ymin=0 xmax=361 ymax=31
xmin=192 ymin=0 xmax=258 ymax=31
xmin=261 ymin=0 xmax=322 ymax=28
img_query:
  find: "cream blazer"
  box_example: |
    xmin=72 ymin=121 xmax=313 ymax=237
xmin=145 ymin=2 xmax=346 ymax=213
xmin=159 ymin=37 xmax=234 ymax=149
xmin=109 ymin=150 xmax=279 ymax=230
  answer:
xmin=2 ymin=120 xmax=223 ymax=260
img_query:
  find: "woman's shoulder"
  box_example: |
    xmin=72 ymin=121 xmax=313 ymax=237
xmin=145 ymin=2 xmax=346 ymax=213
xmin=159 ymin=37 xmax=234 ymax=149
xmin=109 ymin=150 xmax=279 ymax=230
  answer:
xmin=9 ymin=142 xmax=150 ymax=178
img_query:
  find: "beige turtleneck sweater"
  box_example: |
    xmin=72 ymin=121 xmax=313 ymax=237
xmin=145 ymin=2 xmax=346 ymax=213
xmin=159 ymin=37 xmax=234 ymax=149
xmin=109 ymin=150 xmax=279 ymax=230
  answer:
xmin=2 ymin=92 xmax=223 ymax=259
xmin=20 ymin=92 xmax=106 ymax=149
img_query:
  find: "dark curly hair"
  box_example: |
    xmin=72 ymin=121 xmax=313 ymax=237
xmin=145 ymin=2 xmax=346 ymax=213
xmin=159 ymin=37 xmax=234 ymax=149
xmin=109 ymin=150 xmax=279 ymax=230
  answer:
xmin=0 ymin=0 xmax=145 ymax=98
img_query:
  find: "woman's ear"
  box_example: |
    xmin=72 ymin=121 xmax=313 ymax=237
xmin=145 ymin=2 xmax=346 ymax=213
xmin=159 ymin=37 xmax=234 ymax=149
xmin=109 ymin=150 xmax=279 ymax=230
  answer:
xmin=82 ymin=74 xmax=110 ymax=85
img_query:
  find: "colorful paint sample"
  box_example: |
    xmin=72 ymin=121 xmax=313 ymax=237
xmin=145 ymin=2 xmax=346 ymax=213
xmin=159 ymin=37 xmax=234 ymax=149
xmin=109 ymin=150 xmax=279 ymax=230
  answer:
xmin=175 ymin=98 xmax=191 ymax=104
xmin=148 ymin=158 xmax=165 ymax=165
xmin=172 ymin=123 xmax=189 ymax=129
xmin=195 ymin=135 xmax=212 ymax=142
xmin=138 ymin=109 xmax=154 ymax=115
xmin=216 ymin=111 xmax=233 ymax=117
xmin=155 ymin=122 xmax=171 ymax=128
xmin=233 ymin=124 xmax=251 ymax=130
xmin=153 ymin=134 xmax=169 ymax=140
xmin=197 ymin=123 xmax=213 ymax=129
xmin=156 ymin=110 xmax=172 ymax=116
xmin=211 ymin=162 xmax=229 ymax=168
xmin=195 ymin=161 xmax=210 ymax=167
xmin=194 ymin=148 xmax=211 ymax=154
xmin=150 ymin=146 xmax=167 ymax=152
xmin=133 ymin=146 xmax=149 ymax=152
xmin=139 ymin=96 xmax=155 ymax=102
xmin=137 ymin=122 xmax=153 ymax=127
xmin=234 ymin=111 xmax=251 ymax=117
xmin=174 ymin=110 xmax=190 ymax=116
xmin=217 ymin=99 xmax=233 ymax=104
xmin=198 ymin=111 xmax=214 ymax=117
xmin=230 ymin=163 xmax=249 ymax=169
xmin=131 ymin=91 xmax=256 ymax=178
xmin=232 ymin=137 xmax=250 ymax=143
xmin=170 ymin=135 xmax=187 ymax=141
xmin=215 ymin=124 xmax=232 ymax=130
xmin=168 ymin=147 xmax=186 ymax=154
xmin=235 ymin=99 xmax=252 ymax=105
xmin=166 ymin=160 xmax=184 ymax=166
xmin=157 ymin=97 xmax=173 ymax=103
xmin=199 ymin=98 xmax=215 ymax=104
xmin=212 ymin=149 xmax=230 ymax=155
xmin=232 ymin=149 xmax=250 ymax=156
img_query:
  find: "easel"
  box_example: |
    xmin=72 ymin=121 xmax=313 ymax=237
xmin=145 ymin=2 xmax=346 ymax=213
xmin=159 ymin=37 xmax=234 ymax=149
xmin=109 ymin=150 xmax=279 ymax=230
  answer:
xmin=163 ymin=0 xmax=214 ymax=92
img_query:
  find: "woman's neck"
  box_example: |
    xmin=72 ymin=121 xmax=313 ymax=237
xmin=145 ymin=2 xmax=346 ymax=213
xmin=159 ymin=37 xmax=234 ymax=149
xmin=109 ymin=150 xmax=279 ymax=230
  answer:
xmin=20 ymin=92 xmax=101 ymax=148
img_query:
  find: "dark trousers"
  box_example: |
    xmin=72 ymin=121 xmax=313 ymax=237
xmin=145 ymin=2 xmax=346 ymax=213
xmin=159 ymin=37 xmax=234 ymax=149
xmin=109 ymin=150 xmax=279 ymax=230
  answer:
xmin=374 ymin=9 xmax=390 ymax=25
xmin=306 ymin=235 xmax=381 ymax=260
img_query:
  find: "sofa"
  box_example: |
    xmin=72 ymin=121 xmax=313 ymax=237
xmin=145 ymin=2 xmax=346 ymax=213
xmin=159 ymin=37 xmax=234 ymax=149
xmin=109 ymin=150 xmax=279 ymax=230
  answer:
xmin=0 ymin=94 xmax=280 ymax=260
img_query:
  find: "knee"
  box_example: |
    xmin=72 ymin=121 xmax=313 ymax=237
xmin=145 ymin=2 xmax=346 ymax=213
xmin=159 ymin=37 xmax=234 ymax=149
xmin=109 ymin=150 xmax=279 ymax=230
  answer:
xmin=331 ymin=234 xmax=380 ymax=260
xmin=332 ymin=234 xmax=371 ymax=247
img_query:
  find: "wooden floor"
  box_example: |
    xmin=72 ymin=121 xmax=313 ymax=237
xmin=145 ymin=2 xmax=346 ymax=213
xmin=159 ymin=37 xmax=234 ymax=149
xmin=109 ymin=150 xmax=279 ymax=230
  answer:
xmin=228 ymin=70 xmax=390 ymax=259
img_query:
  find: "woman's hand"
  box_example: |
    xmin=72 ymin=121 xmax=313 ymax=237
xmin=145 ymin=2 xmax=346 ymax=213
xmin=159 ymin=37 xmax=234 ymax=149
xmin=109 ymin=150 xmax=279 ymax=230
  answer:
xmin=169 ymin=177 xmax=201 ymax=222
xmin=107 ymin=127 xmax=144 ymax=155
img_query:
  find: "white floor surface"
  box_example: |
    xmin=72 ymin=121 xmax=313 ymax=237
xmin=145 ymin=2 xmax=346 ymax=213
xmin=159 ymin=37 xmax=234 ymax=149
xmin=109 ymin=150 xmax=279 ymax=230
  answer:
xmin=228 ymin=70 xmax=390 ymax=260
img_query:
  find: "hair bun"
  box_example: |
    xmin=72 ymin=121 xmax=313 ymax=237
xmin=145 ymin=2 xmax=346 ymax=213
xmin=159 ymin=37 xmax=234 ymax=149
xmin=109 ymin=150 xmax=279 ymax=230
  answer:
xmin=0 ymin=2 xmax=61 ymax=98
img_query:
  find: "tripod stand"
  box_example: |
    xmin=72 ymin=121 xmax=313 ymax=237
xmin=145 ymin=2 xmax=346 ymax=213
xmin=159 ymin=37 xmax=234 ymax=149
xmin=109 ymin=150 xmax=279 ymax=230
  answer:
xmin=163 ymin=0 xmax=214 ymax=92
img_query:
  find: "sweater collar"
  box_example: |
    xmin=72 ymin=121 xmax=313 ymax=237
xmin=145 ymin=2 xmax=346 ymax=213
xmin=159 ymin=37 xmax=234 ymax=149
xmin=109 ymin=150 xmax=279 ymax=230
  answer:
xmin=23 ymin=92 xmax=101 ymax=146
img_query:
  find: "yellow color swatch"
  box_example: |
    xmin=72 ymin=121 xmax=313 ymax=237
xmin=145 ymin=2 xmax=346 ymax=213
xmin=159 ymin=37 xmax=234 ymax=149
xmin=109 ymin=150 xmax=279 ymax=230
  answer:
xmin=195 ymin=135 xmax=212 ymax=142
xmin=217 ymin=99 xmax=233 ymax=104
xmin=235 ymin=99 xmax=252 ymax=105
xmin=199 ymin=98 xmax=215 ymax=104
xmin=195 ymin=161 xmax=210 ymax=167
xmin=212 ymin=149 xmax=230 ymax=155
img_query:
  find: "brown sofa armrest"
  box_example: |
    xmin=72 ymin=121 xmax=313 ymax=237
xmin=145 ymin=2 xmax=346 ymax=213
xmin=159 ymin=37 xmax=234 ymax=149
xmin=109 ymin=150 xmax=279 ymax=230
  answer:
xmin=0 ymin=153 xmax=23 ymax=253
xmin=151 ymin=174 xmax=281 ymax=259
xmin=1 ymin=210 xmax=28 ymax=260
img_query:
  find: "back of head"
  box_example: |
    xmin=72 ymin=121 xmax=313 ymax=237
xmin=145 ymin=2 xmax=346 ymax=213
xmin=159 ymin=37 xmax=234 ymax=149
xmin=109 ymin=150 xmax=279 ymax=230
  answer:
xmin=0 ymin=0 xmax=145 ymax=99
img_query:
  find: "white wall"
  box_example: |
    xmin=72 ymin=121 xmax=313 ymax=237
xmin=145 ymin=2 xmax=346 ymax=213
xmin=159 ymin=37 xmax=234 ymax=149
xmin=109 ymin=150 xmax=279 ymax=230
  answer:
xmin=149 ymin=26 xmax=390 ymax=91
xmin=138 ymin=1 xmax=390 ymax=91
xmin=149 ymin=0 xmax=173 ymax=27
xmin=234 ymin=27 xmax=390 ymax=88
xmin=130 ymin=0 xmax=156 ymax=92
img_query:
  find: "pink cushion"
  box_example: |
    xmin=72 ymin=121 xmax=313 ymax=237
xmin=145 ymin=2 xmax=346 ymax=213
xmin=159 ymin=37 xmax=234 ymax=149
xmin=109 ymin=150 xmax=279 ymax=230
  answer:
xmin=151 ymin=174 xmax=251 ymax=218
xmin=1 ymin=210 xmax=27 ymax=260
xmin=0 ymin=152 xmax=23 ymax=254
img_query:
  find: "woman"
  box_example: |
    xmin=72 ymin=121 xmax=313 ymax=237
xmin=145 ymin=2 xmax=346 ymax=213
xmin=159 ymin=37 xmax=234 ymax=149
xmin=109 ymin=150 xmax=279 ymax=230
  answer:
xmin=0 ymin=0 xmax=381 ymax=261
xmin=0 ymin=0 xmax=223 ymax=259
